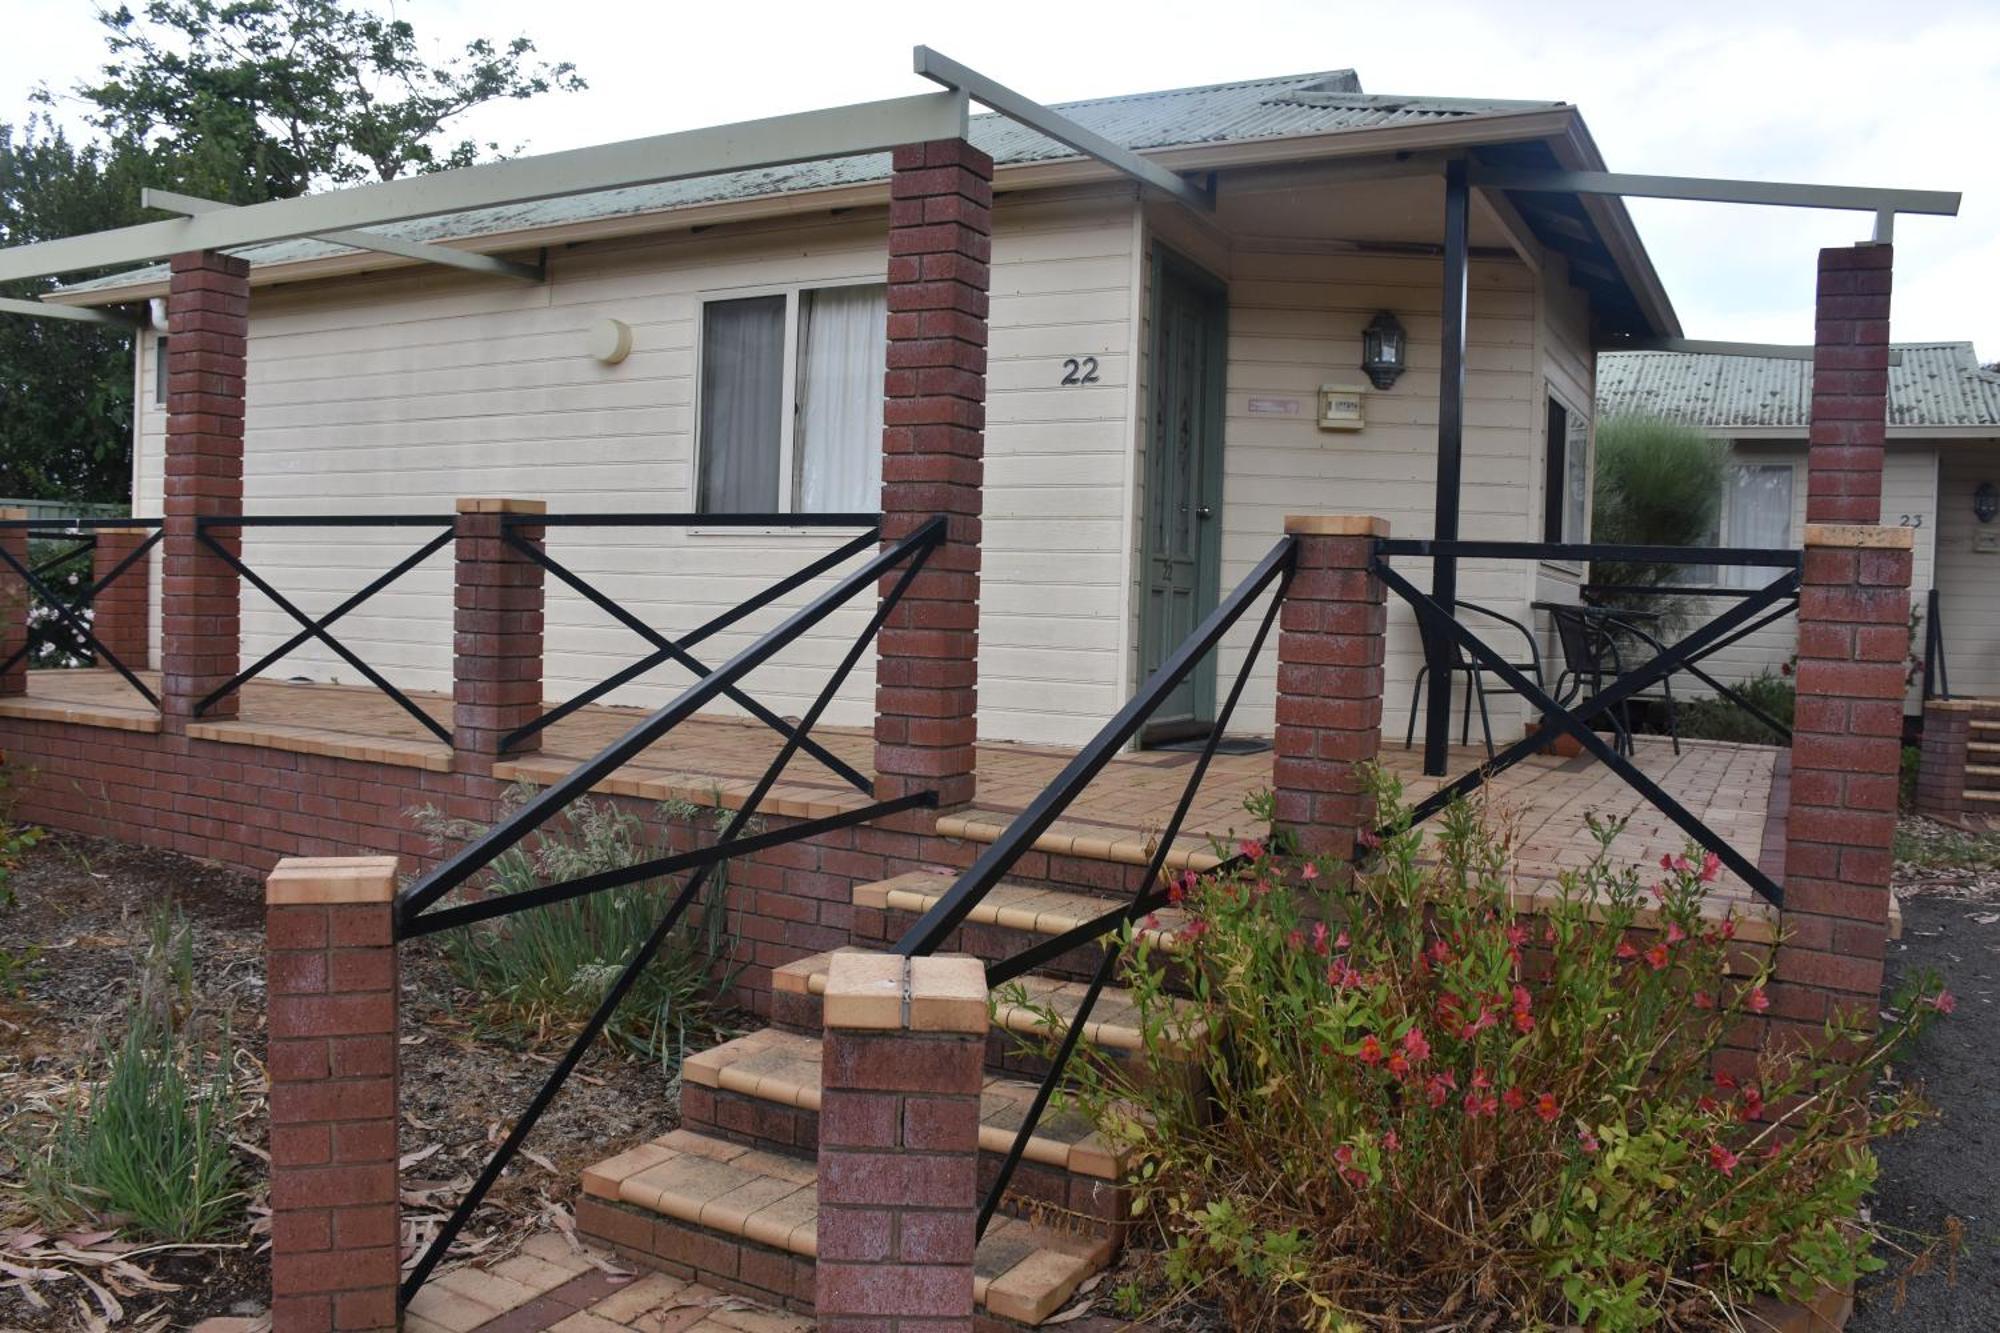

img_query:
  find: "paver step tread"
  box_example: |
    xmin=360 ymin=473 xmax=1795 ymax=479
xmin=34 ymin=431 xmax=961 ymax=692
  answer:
xmin=582 ymin=1129 xmax=1105 ymax=1325
xmin=935 ymin=809 xmax=1226 ymax=874
xmin=774 ymin=948 xmax=1204 ymax=1052
xmin=857 ymin=870 xmax=1189 ymax=950
xmin=685 ymin=1026 xmax=1139 ymax=1179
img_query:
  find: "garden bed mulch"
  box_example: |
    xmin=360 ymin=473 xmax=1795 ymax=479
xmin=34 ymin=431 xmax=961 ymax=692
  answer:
xmin=0 ymin=832 xmax=690 ymax=1330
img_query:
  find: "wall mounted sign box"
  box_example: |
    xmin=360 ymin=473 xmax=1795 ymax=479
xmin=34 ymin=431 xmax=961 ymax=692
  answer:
xmin=1317 ymin=383 xmax=1367 ymax=431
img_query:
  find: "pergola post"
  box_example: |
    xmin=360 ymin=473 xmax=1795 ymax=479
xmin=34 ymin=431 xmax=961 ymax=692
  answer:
xmin=1422 ymin=158 xmax=1470 ymax=776
xmin=159 ymin=250 xmax=249 ymax=728
xmin=874 ymin=138 xmax=991 ymax=813
xmin=1806 ymin=244 xmax=1894 ymax=525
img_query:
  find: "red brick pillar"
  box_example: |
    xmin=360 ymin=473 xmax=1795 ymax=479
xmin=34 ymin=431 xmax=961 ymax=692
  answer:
xmin=161 ymin=250 xmax=249 ymax=727
xmin=1915 ymin=699 xmax=1972 ymax=821
xmin=875 ymin=139 xmax=992 ymax=812
xmin=0 ymin=510 xmax=26 ymax=696
xmin=266 ymin=855 xmax=401 ymax=1332
xmin=816 ymin=951 xmax=987 ymax=1330
xmin=92 ymin=525 xmax=152 ymax=671
xmin=1274 ymin=515 xmax=1389 ymax=859
xmin=452 ymin=499 xmax=545 ymax=770
xmin=1807 ymin=244 xmax=1893 ymax=525
xmin=1774 ymin=525 xmax=1912 ymax=1041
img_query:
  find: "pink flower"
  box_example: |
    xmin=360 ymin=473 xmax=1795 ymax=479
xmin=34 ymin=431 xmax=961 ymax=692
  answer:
xmin=1700 ymin=851 xmax=1722 ymax=883
xmin=1616 ymin=941 xmax=1639 ymax=961
xmin=1665 ymin=922 xmax=1687 ymax=945
xmin=1335 ymin=929 xmax=1350 ymax=950
xmin=1239 ymin=838 xmax=1265 ymax=860
xmin=1382 ymin=1130 xmax=1400 ymax=1152
xmin=1694 ymin=990 xmax=1715 ymax=1010
xmin=1745 ymin=986 xmax=1770 ymax=1014
xmin=1659 ymin=853 xmax=1674 ymax=871
xmin=1463 ymin=1090 xmax=1498 ymax=1117
xmin=1502 ymin=1087 xmax=1527 ymax=1113
xmin=1512 ymin=1009 xmax=1536 ymax=1035
xmin=1358 ymin=828 xmax=1383 ymax=850
xmin=1740 ymin=1086 xmax=1764 ymax=1121
xmin=1461 ymin=1006 xmax=1497 ymax=1040
xmin=1927 ymin=990 xmax=1957 ymax=1015
xmin=1505 ymin=923 xmax=1528 ymax=949
xmin=1534 ymin=1092 xmax=1560 ymax=1123
xmin=1714 ymin=1070 xmax=1738 ymax=1092
xmin=1578 ymin=1128 xmax=1601 ymax=1154
xmin=1401 ymin=1027 xmax=1431 ymax=1064
xmin=1644 ymin=943 xmax=1671 ymax=971
xmin=1357 ymin=1034 xmax=1383 ymax=1066
xmin=1386 ymin=1051 xmax=1411 ymax=1078
xmin=1310 ymin=921 xmax=1330 ymax=955
xmin=1300 ymin=862 xmax=1320 ymax=881
xmin=1708 ymin=1143 xmax=1740 ymax=1176
xmin=1426 ymin=1072 xmax=1456 ymax=1108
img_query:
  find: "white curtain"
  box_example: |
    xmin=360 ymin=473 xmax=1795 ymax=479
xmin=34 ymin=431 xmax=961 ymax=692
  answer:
xmin=1722 ymin=465 xmax=1795 ymax=588
xmin=795 ymin=284 xmax=886 ymax=513
xmin=698 ymin=295 xmax=786 ymax=513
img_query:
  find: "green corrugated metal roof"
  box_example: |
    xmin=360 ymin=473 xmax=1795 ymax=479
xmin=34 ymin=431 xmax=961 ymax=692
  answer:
xmin=65 ymin=70 xmax=1564 ymax=292
xmin=1598 ymin=344 xmax=2000 ymax=432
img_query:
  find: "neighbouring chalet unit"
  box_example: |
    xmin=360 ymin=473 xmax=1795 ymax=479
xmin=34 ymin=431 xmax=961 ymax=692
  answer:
xmin=0 ymin=48 xmax=1966 ymax=1330
xmin=52 ymin=66 xmax=1679 ymax=750
xmin=1599 ymin=343 xmax=2000 ymax=704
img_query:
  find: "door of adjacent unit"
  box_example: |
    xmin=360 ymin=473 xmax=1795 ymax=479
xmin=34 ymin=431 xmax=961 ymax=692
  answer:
xmin=1138 ymin=252 xmax=1226 ymax=745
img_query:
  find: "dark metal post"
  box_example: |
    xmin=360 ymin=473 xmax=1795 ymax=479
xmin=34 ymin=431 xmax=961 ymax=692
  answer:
xmin=1424 ymin=158 xmax=1470 ymax=775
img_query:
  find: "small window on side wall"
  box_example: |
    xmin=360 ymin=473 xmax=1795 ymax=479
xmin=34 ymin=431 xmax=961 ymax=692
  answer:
xmin=696 ymin=284 xmax=887 ymax=516
xmin=155 ymin=335 xmax=170 ymax=406
xmin=1543 ymin=395 xmax=1589 ymax=544
xmin=1719 ymin=464 xmax=1795 ymax=589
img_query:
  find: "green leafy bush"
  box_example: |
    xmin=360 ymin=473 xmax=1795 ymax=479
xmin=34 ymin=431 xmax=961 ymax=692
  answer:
xmin=19 ymin=907 xmax=244 ymax=1240
xmin=1590 ymin=414 xmax=1726 ymax=595
xmin=411 ymin=789 xmax=742 ymax=1061
xmin=1670 ymin=670 xmax=1796 ymax=745
xmin=1061 ymin=778 xmax=1943 ymax=1331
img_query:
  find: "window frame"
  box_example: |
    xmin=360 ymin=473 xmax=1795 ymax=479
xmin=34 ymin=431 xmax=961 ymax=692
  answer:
xmin=1713 ymin=459 xmax=1798 ymax=590
xmin=155 ymin=333 xmax=170 ymax=407
xmin=690 ymin=276 xmax=887 ymax=526
xmin=1540 ymin=389 xmax=1590 ymax=572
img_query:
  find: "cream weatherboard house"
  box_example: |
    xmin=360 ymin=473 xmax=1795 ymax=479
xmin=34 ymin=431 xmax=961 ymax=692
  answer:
xmin=62 ymin=68 xmax=1681 ymax=750
xmin=1598 ymin=343 xmax=2000 ymax=706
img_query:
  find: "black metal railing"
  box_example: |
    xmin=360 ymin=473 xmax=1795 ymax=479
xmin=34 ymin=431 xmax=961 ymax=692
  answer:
xmin=1922 ymin=586 xmax=1950 ymax=701
xmin=1377 ymin=538 xmax=1801 ymax=909
xmin=392 ymin=513 xmax=945 ymax=1307
xmin=496 ymin=512 xmax=880 ymax=798
xmin=892 ymin=533 xmax=1299 ymax=1237
xmin=1579 ymin=579 xmax=1801 ymax=742
xmin=194 ymin=515 xmax=458 ymax=742
xmin=0 ymin=516 xmax=164 ymax=704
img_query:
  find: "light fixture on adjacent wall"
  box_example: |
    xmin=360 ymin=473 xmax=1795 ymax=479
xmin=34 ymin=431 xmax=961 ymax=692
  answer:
xmin=1360 ymin=311 xmax=1407 ymax=390
xmin=587 ymin=317 xmax=632 ymax=365
xmin=1975 ymin=481 xmax=1998 ymax=524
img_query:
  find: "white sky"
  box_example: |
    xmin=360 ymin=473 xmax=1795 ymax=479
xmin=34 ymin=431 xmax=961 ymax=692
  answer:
xmin=5 ymin=0 xmax=1997 ymax=358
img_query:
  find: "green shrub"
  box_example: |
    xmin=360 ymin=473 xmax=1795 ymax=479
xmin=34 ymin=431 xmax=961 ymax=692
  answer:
xmin=19 ymin=907 xmax=244 ymax=1240
xmin=1590 ymin=414 xmax=1726 ymax=600
xmin=411 ymin=789 xmax=742 ymax=1061
xmin=0 ymin=759 xmax=42 ymax=909
xmin=1057 ymin=777 xmax=1943 ymax=1331
xmin=1670 ymin=669 xmax=1796 ymax=745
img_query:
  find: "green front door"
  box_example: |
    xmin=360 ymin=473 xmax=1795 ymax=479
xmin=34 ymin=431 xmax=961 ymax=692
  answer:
xmin=1139 ymin=252 xmax=1226 ymax=745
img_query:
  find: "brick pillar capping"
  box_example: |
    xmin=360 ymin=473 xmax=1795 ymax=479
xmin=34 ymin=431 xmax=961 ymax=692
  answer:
xmin=1807 ymin=243 xmax=1893 ymax=526
xmin=874 ymin=138 xmax=993 ymax=814
xmin=266 ymin=855 xmax=401 ymax=1333
xmin=0 ymin=509 xmax=25 ymax=697
xmin=453 ymin=498 xmax=547 ymax=765
xmin=1274 ymin=514 xmax=1390 ymax=860
xmin=91 ymin=525 xmax=153 ymax=672
xmin=1774 ymin=522 xmax=1912 ymax=1041
xmin=816 ymin=951 xmax=988 ymax=1329
xmin=160 ymin=249 xmax=249 ymax=726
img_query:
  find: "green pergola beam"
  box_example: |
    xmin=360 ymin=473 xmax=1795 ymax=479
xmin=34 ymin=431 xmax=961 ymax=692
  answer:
xmin=0 ymin=90 xmax=968 ymax=285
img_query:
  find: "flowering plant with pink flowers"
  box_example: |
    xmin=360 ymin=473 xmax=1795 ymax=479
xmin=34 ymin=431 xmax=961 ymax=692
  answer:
xmin=1053 ymin=772 xmax=1947 ymax=1331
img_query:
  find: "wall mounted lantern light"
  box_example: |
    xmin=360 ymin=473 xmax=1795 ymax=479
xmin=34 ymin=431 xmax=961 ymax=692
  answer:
xmin=1360 ymin=311 xmax=1407 ymax=390
xmin=1975 ymin=481 xmax=1998 ymax=524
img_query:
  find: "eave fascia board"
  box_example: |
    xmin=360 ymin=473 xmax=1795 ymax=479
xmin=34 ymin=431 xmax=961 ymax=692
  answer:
xmin=1550 ymin=115 xmax=1682 ymax=340
xmin=0 ymin=90 xmax=967 ymax=284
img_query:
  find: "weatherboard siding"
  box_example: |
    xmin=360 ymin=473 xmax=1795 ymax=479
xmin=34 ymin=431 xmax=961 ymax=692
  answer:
xmin=131 ymin=190 xmax=1141 ymax=746
xmin=1933 ymin=446 xmax=2000 ymax=701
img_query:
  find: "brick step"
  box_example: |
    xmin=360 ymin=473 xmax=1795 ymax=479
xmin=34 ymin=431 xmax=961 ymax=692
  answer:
xmin=578 ymin=1129 xmax=1107 ymax=1326
xmin=935 ymin=808 xmax=1228 ymax=877
xmin=1963 ymin=763 xmax=2000 ymax=785
xmin=770 ymin=948 xmax=1204 ymax=1084
xmin=852 ymin=870 xmax=1187 ymax=982
xmin=1965 ymin=789 xmax=2000 ymax=806
xmin=1967 ymin=741 xmax=2000 ymax=756
xmin=682 ymin=1027 xmax=1137 ymax=1240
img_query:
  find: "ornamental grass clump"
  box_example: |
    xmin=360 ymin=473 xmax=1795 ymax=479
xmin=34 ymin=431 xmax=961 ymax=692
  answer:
xmin=1066 ymin=776 xmax=1946 ymax=1331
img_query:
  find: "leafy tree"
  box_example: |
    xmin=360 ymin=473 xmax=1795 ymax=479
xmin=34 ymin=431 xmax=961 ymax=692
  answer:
xmin=84 ymin=1 xmax=586 ymax=200
xmin=0 ymin=2 xmax=583 ymax=501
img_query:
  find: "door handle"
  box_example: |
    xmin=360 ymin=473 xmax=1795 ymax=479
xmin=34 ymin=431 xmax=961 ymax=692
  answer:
xmin=1196 ymin=506 xmax=1213 ymax=520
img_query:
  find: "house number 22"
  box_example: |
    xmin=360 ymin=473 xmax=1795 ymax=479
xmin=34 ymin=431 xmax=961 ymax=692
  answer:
xmin=1060 ymin=356 xmax=1100 ymax=385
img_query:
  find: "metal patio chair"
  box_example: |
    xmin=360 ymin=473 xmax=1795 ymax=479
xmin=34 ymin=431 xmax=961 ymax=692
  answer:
xmin=1543 ymin=602 xmax=1681 ymax=757
xmin=1404 ymin=600 xmax=1546 ymax=760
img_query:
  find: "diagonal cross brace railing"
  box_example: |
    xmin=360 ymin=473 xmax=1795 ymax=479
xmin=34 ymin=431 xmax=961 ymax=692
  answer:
xmin=195 ymin=516 xmax=456 ymax=744
xmin=1372 ymin=556 xmax=1799 ymax=909
xmin=497 ymin=514 xmax=875 ymax=792
xmin=0 ymin=521 xmax=164 ymax=704
xmin=893 ymin=533 xmax=1298 ymax=1238
xmin=395 ymin=516 xmax=944 ymax=1304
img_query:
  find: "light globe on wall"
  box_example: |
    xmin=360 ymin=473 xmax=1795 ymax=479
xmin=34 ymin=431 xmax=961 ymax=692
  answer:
xmin=1360 ymin=310 xmax=1407 ymax=390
